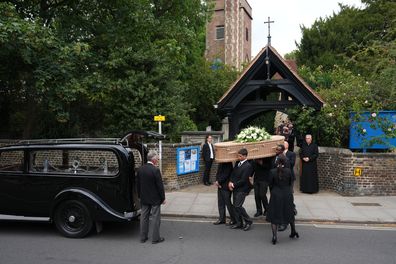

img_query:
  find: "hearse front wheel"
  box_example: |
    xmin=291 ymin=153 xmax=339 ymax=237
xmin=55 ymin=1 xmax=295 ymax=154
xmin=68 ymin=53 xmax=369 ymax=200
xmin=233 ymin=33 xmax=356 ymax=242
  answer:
xmin=54 ymin=200 xmax=93 ymax=238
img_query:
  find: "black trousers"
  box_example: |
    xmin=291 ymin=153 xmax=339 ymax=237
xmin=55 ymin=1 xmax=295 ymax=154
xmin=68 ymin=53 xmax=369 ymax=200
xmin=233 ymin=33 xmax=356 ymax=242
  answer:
xmin=217 ymin=188 xmax=236 ymax=223
xmin=232 ymin=191 xmax=252 ymax=226
xmin=254 ymin=180 xmax=269 ymax=213
xmin=203 ymin=159 xmax=213 ymax=183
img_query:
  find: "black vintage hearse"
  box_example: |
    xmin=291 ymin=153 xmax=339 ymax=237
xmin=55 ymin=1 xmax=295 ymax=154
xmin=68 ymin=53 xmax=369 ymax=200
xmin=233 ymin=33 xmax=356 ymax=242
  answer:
xmin=0 ymin=131 xmax=164 ymax=238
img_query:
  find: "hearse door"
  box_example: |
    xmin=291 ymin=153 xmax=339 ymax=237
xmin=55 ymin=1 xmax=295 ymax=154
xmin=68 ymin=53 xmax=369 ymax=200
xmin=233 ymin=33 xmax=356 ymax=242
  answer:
xmin=22 ymin=149 xmax=59 ymax=216
xmin=0 ymin=149 xmax=26 ymax=215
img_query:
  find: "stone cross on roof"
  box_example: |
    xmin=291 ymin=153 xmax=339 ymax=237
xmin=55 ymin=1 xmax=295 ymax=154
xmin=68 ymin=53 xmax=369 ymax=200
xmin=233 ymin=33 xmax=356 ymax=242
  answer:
xmin=264 ymin=16 xmax=274 ymax=46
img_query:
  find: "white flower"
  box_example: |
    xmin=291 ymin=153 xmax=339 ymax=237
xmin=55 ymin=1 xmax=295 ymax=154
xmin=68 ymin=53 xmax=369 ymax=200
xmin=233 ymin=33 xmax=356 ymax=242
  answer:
xmin=362 ymin=129 xmax=366 ymax=133
xmin=364 ymin=100 xmax=368 ymax=104
xmin=388 ymin=128 xmax=392 ymax=132
xmin=371 ymin=113 xmax=377 ymax=117
xmin=334 ymin=104 xmax=337 ymax=108
xmin=235 ymin=126 xmax=271 ymax=143
xmin=328 ymin=113 xmax=333 ymax=117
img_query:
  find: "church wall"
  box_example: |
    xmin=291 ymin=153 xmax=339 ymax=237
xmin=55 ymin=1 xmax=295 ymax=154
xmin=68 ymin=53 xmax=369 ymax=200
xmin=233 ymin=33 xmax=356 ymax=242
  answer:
xmin=317 ymin=147 xmax=396 ymax=196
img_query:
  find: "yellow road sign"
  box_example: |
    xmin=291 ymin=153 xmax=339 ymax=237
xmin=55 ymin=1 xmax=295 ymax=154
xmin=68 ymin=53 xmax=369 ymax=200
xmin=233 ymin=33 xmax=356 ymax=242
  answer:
xmin=154 ymin=115 xmax=165 ymax=122
xmin=354 ymin=167 xmax=362 ymax=177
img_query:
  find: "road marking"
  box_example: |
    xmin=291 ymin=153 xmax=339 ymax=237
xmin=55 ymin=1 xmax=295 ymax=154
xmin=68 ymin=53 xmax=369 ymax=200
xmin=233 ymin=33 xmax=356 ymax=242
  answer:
xmin=313 ymin=224 xmax=396 ymax=231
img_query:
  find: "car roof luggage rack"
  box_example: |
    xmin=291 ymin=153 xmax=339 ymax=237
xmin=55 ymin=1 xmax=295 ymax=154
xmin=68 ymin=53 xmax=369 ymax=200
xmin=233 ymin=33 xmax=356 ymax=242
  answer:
xmin=18 ymin=138 xmax=122 ymax=145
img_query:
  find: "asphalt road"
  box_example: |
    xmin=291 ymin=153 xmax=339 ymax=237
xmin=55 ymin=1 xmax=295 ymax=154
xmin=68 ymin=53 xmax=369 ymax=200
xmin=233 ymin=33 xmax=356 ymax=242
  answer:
xmin=0 ymin=218 xmax=395 ymax=264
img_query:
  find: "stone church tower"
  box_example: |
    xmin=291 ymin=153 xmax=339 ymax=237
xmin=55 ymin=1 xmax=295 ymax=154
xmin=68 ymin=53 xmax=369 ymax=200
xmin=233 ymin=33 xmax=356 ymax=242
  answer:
xmin=205 ymin=0 xmax=252 ymax=69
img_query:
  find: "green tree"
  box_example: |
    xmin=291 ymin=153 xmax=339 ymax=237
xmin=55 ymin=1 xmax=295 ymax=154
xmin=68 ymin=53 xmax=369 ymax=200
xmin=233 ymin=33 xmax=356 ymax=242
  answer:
xmin=1 ymin=1 xmax=211 ymax=141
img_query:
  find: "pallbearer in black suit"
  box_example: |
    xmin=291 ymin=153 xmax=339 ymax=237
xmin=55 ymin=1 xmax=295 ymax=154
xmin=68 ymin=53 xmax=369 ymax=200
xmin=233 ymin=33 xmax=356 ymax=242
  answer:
xmin=299 ymin=134 xmax=319 ymax=194
xmin=202 ymin=135 xmax=215 ymax=186
xmin=213 ymin=162 xmax=236 ymax=225
xmin=228 ymin=148 xmax=254 ymax=231
xmin=284 ymin=141 xmax=296 ymax=186
xmin=252 ymin=157 xmax=272 ymax=217
xmin=137 ymin=150 xmax=166 ymax=244
xmin=284 ymin=140 xmax=297 ymax=216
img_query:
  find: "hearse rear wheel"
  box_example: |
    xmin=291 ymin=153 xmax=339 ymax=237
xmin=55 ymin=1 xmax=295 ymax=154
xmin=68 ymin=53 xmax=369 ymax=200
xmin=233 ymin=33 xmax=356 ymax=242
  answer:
xmin=54 ymin=200 xmax=93 ymax=238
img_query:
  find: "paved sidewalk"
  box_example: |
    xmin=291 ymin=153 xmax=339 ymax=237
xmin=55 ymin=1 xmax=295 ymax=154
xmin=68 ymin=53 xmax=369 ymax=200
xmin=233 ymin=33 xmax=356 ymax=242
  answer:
xmin=163 ymin=185 xmax=396 ymax=224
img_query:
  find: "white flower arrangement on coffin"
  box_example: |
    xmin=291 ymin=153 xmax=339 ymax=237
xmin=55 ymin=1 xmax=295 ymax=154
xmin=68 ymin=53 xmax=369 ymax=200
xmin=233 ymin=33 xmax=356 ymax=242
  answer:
xmin=235 ymin=126 xmax=272 ymax=143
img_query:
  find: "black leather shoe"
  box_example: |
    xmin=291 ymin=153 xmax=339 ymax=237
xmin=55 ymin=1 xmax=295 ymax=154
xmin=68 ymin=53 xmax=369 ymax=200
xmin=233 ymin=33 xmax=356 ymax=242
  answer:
xmin=254 ymin=212 xmax=262 ymax=217
xmin=289 ymin=232 xmax=299 ymax=239
xmin=278 ymin=224 xmax=287 ymax=232
xmin=140 ymin=237 xmax=148 ymax=243
xmin=230 ymin=224 xmax=242 ymax=229
xmin=152 ymin=237 xmax=165 ymax=244
xmin=272 ymin=236 xmax=277 ymax=245
xmin=213 ymin=220 xmax=225 ymax=225
xmin=243 ymin=223 xmax=252 ymax=231
xmin=263 ymin=210 xmax=267 ymax=216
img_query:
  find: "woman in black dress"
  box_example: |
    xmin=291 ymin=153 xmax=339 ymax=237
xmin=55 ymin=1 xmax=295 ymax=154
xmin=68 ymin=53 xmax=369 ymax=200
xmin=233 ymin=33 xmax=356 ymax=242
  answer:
xmin=266 ymin=154 xmax=299 ymax=244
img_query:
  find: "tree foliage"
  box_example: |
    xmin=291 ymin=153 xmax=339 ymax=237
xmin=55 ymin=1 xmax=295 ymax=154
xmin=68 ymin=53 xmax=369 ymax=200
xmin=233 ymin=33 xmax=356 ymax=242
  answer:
xmin=0 ymin=0 xmax=228 ymax=141
xmin=290 ymin=0 xmax=396 ymax=148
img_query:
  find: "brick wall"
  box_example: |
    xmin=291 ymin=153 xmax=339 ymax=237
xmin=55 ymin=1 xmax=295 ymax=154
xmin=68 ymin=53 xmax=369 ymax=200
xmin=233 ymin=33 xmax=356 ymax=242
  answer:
xmin=317 ymin=147 xmax=396 ymax=196
xmin=148 ymin=143 xmax=218 ymax=190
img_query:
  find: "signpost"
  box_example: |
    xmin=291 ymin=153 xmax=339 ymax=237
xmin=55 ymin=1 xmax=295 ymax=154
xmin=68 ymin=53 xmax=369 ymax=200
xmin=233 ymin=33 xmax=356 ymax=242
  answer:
xmin=154 ymin=115 xmax=165 ymax=172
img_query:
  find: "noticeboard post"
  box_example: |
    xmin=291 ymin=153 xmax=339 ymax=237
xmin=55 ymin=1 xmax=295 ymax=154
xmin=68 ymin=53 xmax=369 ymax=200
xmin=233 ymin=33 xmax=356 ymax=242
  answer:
xmin=176 ymin=146 xmax=200 ymax=175
xmin=154 ymin=115 xmax=165 ymax=172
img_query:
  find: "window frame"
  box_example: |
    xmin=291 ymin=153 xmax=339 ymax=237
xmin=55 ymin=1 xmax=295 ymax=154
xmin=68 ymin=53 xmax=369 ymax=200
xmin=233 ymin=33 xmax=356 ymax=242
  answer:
xmin=27 ymin=148 xmax=121 ymax=178
xmin=216 ymin=25 xmax=225 ymax=40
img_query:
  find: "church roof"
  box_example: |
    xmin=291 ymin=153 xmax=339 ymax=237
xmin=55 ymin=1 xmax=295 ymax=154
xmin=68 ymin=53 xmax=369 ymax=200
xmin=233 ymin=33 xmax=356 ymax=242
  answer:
xmin=217 ymin=45 xmax=324 ymax=109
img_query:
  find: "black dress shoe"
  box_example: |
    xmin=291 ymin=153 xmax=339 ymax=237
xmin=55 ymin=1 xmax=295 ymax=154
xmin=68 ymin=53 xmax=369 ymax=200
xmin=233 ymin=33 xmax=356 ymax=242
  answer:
xmin=230 ymin=224 xmax=242 ymax=229
xmin=243 ymin=223 xmax=252 ymax=231
xmin=263 ymin=210 xmax=267 ymax=216
xmin=254 ymin=212 xmax=262 ymax=217
xmin=152 ymin=237 xmax=165 ymax=244
xmin=289 ymin=232 xmax=299 ymax=239
xmin=226 ymin=221 xmax=235 ymax=226
xmin=213 ymin=220 xmax=225 ymax=225
xmin=140 ymin=237 xmax=148 ymax=243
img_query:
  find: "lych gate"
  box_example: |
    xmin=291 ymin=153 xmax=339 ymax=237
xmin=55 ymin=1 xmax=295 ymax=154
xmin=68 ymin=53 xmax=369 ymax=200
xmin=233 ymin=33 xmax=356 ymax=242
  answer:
xmin=217 ymin=45 xmax=324 ymax=139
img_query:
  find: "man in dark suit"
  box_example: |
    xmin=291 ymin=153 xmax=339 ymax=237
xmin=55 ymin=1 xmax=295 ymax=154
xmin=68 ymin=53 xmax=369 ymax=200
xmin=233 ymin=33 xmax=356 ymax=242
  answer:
xmin=137 ymin=150 xmax=166 ymax=244
xmin=228 ymin=148 xmax=254 ymax=231
xmin=202 ymin=135 xmax=215 ymax=186
xmin=284 ymin=140 xmax=297 ymax=216
xmin=284 ymin=141 xmax=296 ymax=184
xmin=213 ymin=162 xmax=236 ymax=225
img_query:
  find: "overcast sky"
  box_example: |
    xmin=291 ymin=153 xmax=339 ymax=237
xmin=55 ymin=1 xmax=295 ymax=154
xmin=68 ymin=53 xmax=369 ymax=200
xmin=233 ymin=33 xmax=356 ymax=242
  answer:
xmin=248 ymin=0 xmax=365 ymax=57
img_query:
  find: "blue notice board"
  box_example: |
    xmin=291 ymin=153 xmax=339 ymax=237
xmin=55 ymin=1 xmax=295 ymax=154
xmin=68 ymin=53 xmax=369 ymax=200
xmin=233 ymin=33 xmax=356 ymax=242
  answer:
xmin=350 ymin=111 xmax=396 ymax=150
xmin=176 ymin=146 xmax=200 ymax=175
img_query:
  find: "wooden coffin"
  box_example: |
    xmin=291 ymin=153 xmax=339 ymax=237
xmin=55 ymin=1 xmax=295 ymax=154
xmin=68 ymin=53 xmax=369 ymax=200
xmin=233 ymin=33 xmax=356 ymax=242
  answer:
xmin=214 ymin=135 xmax=285 ymax=162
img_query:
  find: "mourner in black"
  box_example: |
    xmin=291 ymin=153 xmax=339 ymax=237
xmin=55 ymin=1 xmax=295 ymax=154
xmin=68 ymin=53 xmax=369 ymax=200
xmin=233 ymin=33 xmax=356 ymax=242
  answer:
xmin=252 ymin=157 xmax=272 ymax=217
xmin=202 ymin=135 xmax=215 ymax=186
xmin=266 ymin=154 xmax=299 ymax=245
xmin=213 ymin=162 xmax=236 ymax=225
xmin=287 ymin=123 xmax=296 ymax=152
xmin=137 ymin=150 xmax=166 ymax=244
xmin=284 ymin=140 xmax=297 ymax=216
xmin=284 ymin=141 xmax=296 ymax=184
xmin=228 ymin=148 xmax=254 ymax=231
xmin=299 ymin=134 xmax=319 ymax=194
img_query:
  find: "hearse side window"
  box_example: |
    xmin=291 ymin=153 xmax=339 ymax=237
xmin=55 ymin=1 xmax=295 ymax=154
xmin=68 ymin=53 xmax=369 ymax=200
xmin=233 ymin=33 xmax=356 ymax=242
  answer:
xmin=0 ymin=150 xmax=24 ymax=173
xmin=29 ymin=149 xmax=119 ymax=176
